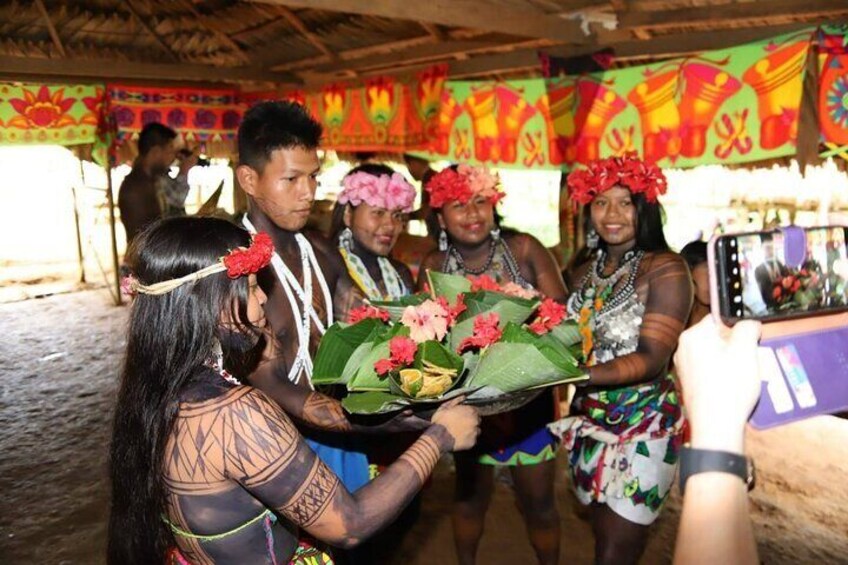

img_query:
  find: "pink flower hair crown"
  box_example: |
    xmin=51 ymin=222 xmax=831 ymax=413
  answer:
xmin=122 ymin=232 xmax=274 ymax=296
xmin=425 ymin=164 xmax=504 ymax=209
xmin=566 ymin=153 xmax=668 ymax=206
xmin=338 ymin=171 xmax=416 ymax=213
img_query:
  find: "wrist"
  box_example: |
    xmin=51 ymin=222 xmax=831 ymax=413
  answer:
xmin=425 ymin=424 xmax=453 ymax=452
xmin=689 ymin=427 xmax=746 ymax=455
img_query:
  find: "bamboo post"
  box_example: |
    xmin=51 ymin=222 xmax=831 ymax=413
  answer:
xmin=104 ymin=165 xmax=123 ymax=306
xmin=71 ymin=185 xmax=86 ymax=283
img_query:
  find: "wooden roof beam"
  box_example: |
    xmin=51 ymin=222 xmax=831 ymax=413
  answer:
xmin=33 ymin=0 xmax=66 ymax=57
xmin=269 ymin=34 xmax=436 ymax=71
xmin=619 ymin=0 xmax=848 ymax=30
xmin=176 ymin=0 xmax=253 ymax=65
xmin=0 ymin=54 xmax=302 ymax=84
xmin=306 ymin=36 xmax=553 ymax=76
xmin=249 ymin=0 xmax=592 ymax=43
xmin=121 ymin=0 xmax=181 ymax=62
xmin=270 ymin=5 xmax=338 ymax=60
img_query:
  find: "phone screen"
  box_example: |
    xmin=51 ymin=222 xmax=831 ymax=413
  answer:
xmin=715 ymin=227 xmax=848 ymax=322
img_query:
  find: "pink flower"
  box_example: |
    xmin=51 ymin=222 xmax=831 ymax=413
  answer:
xmin=338 ymin=171 xmax=416 ymax=212
xmin=458 ymin=313 xmax=503 ymax=353
xmin=400 ymin=299 xmax=449 ymax=343
xmin=500 ymin=282 xmax=538 ymax=300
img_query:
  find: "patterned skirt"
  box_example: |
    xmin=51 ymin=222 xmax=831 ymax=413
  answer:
xmin=548 ymin=376 xmax=683 ymax=525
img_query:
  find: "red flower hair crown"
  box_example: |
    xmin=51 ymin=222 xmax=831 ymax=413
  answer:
xmin=123 ymin=232 xmax=274 ymax=296
xmin=425 ymin=164 xmax=504 ymax=209
xmin=566 ymin=153 xmax=668 ymax=206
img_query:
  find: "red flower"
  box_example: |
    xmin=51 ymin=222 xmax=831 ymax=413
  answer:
xmin=374 ymin=359 xmax=396 ymax=376
xmin=437 ymin=294 xmax=467 ymax=326
xmin=348 ymin=305 xmax=391 ymax=324
xmin=772 ymin=286 xmax=783 ymax=299
xmin=389 ymin=336 xmax=418 ymax=366
xmin=426 ymin=168 xmax=473 ymax=209
xmin=457 ymin=313 xmax=503 ymax=353
xmin=223 ymin=232 xmax=274 ymax=278
xmin=469 ymin=274 xmax=501 ymax=292
xmin=566 ymin=153 xmax=667 ymax=206
xmin=528 ymin=298 xmax=567 ymax=335
xmin=375 ymin=336 xmax=419 ymax=376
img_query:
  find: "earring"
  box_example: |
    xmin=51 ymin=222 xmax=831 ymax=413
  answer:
xmin=438 ymin=229 xmax=449 ymax=252
xmin=490 ymin=227 xmax=501 ymax=242
xmin=586 ymin=228 xmax=599 ymax=249
xmin=339 ymin=227 xmax=354 ymax=251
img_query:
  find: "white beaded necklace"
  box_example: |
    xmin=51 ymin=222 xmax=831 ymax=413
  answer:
xmin=243 ymin=216 xmax=333 ymax=388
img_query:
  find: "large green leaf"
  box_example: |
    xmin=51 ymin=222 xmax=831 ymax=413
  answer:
xmin=449 ymin=299 xmax=539 ymax=351
xmin=413 ymin=339 xmax=464 ymax=373
xmin=549 ymin=320 xmax=582 ymax=348
xmin=346 ymin=325 xmax=408 ymax=392
xmin=500 ymin=323 xmax=581 ymax=375
xmin=465 ymin=327 xmax=587 ymax=393
xmin=458 ymin=291 xmax=539 ymax=321
xmin=312 ymin=319 xmax=387 ymax=385
xmin=426 ymin=270 xmax=471 ymax=303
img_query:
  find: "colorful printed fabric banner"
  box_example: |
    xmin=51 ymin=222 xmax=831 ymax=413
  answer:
xmin=817 ymin=25 xmax=848 ymax=160
xmin=107 ymin=85 xmax=242 ymax=143
xmin=0 ymin=83 xmax=103 ymax=146
xmin=424 ymin=29 xmax=814 ymax=170
xmin=313 ymin=65 xmax=448 ymax=153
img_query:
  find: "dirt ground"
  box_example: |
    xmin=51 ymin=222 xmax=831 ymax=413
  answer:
xmin=1 ymin=289 xmax=847 ymax=564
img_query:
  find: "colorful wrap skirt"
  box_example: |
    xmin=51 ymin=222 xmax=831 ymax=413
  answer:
xmin=475 ymin=389 xmax=560 ymax=466
xmin=549 ymin=375 xmax=683 ymax=525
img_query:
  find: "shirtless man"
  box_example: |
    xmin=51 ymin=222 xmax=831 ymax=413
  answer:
xmin=235 ymin=101 xmax=426 ymax=495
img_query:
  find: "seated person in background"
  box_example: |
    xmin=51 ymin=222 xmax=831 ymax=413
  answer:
xmin=680 ymin=240 xmax=710 ymax=328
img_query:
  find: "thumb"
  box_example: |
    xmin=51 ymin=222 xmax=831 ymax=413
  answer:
xmin=440 ymin=395 xmax=467 ymax=409
xmin=729 ymin=320 xmax=762 ymax=351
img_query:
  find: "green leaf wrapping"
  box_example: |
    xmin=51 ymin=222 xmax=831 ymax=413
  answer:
xmin=312 ymin=319 xmax=387 ymax=385
xmin=449 ymin=296 xmax=540 ymax=351
xmin=549 ymin=319 xmax=582 ymax=347
xmin=341 ymin=386 xmax=476 ymax=415
xmin=426 ymin=270 xmax=471 ymax=303
xmin=465 ymin=323 xmax=586 ymax=392
xmin=346 ymin=325 xmax=408 ymax=391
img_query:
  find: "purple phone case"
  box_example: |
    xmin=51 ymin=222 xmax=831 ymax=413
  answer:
xmin=751 ymin=325 xmax=848 ymax=429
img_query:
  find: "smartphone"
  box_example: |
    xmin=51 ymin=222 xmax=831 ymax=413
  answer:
xmin=708 ymin=226 xmax=848 ymax=325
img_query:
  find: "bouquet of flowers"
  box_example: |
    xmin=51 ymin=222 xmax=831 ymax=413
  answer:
xmin=311 ymin=271 xmax=588 ymax=415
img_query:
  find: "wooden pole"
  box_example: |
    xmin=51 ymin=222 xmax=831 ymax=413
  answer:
xmin=71 ymin=185 xmax=86 ymax=284
xmin=104 ymin=165 xmax=123 ymax=306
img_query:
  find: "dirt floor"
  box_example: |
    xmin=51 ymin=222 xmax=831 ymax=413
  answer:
xmin=1 ymin=289 xmax=847 ymax=564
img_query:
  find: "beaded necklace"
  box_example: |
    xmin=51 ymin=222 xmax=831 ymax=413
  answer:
xmin=243 ymin=216 xmax=333 ymax=388
xmin=443 ymin=237 xmax=530 ymax=288
xmin=576 ymin=249 xmax=644 ymax=365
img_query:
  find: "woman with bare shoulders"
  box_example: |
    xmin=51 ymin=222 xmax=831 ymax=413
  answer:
xmin=549 ymin=155 xmax=693 ymax=565
xmin=107 ymin=216 xmax=480 ymax=564
xmin=418 ymin=164 xmax=567 ymax=565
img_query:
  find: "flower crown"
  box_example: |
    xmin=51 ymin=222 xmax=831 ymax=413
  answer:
xmin=338 ymin=171 xmax=416 ymax=213
xmin=566 ymin=153 xmax=667 ymax=206
xmin=122 ymin=232 xmax=274 ymax=296
xmin=425 ymin=164 xmax=504 ymax=209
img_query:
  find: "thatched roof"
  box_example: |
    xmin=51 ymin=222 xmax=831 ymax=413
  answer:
xmin=0 ymin=0 xmax=845 ymax=87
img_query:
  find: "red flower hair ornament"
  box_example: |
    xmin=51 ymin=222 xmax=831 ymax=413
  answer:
xmin=566 ymin=153 xmax=668 ymax=206
xmin=426 ymin=164 xmax=504 ymax=209
xmin=123 ymin=232 xmax=274 ymax=296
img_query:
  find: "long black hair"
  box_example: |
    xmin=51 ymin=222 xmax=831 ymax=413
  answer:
xmin=107 ymin=217 xmax=262 ymax=564
xmin=584 ymin=191 xmax=670 ymax=253
xmin=329 ymin=162 xmax=399 ymax=243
